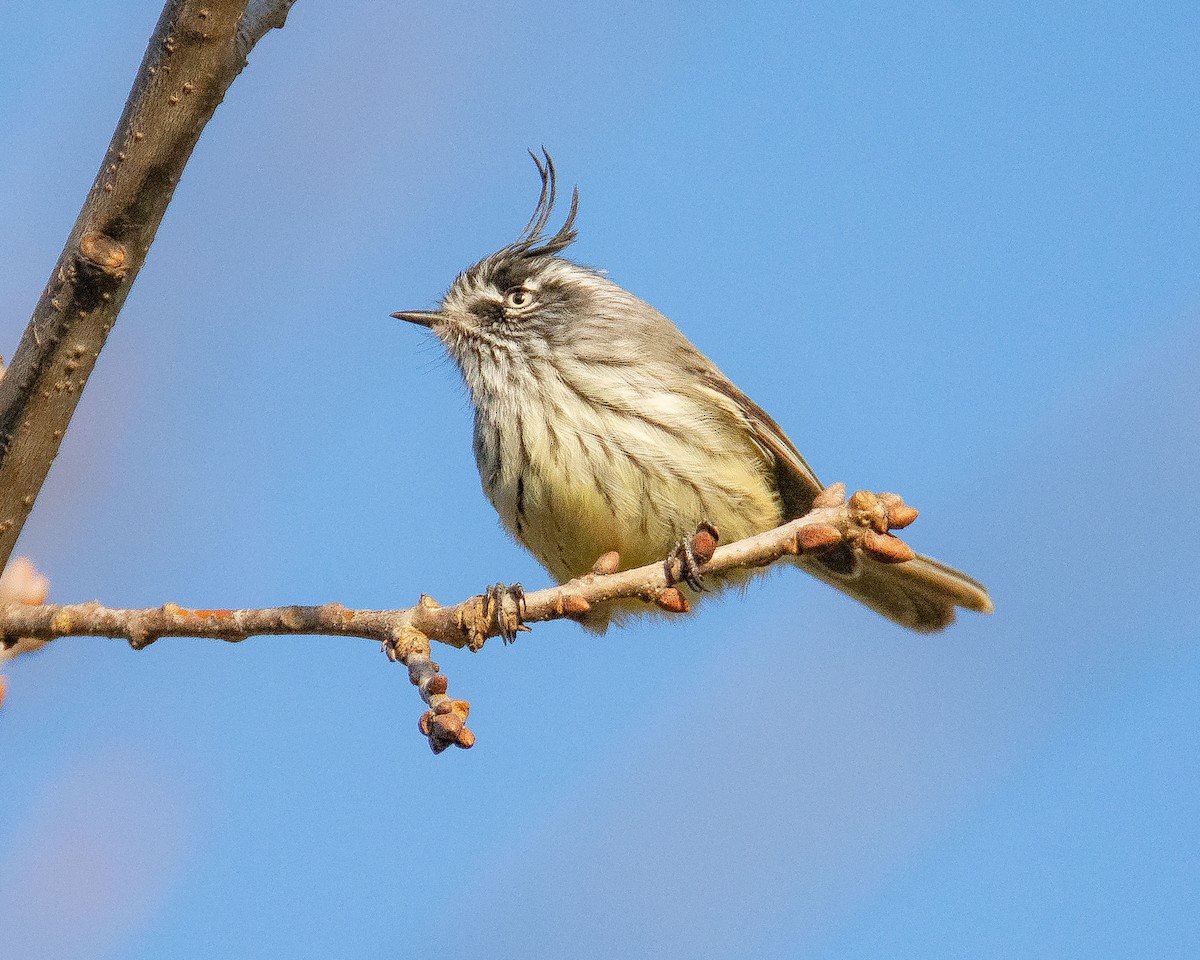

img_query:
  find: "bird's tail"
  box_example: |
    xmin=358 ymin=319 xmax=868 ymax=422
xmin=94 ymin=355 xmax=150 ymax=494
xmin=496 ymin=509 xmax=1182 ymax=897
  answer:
xmin=799 ymin=549 xmax=993 ymax=633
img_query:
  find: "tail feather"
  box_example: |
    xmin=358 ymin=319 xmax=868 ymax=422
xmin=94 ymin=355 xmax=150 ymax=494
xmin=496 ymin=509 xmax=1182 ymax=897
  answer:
xmin=801 ymin=551 xmax=993 ymax=633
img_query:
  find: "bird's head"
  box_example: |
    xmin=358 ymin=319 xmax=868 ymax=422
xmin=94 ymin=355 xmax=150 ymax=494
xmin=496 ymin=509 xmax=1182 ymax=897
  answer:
xmin=393 ymin=150 xmax=613 ymax=372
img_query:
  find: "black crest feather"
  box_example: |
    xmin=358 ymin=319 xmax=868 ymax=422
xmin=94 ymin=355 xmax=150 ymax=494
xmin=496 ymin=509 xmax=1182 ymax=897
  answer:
xmin=500 ymin=148 xmax=579 ymax=260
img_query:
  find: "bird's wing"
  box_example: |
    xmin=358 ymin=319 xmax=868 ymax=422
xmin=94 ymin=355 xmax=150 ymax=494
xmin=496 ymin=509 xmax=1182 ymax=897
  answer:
xmin=698 ymin=370 xmax=992 ymax=632
xmin=696 ymin=372 xmax=824 ymax=516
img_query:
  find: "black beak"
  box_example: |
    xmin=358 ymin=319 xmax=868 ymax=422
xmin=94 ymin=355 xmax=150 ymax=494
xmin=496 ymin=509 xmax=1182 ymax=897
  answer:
xmin=391 ymin=310 xmax=441 ymax=328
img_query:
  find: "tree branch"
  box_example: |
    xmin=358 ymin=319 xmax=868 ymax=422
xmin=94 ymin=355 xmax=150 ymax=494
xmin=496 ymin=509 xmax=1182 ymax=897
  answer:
xmin=0 ymin=0 xmax=294 ymax=571
xmin=0 ymin=485 xmax=922 ymax=752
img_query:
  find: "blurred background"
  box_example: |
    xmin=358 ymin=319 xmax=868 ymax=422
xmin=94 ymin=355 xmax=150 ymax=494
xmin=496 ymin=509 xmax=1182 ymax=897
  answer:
xmin=2 ymin=1 xmax=1198 ymax=957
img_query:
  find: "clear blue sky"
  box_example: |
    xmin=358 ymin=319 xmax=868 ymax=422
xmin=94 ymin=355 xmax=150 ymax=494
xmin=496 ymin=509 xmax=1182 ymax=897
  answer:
xmin=2 ymin=1 xmax=1198 ymax=957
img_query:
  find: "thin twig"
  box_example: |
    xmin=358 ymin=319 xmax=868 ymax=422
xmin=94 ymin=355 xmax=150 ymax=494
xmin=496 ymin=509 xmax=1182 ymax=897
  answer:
xmin=0 ymin=486 xmax=927 ymax=751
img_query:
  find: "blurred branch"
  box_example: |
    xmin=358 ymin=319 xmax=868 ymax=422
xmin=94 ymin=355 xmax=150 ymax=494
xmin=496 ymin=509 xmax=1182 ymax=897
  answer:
xmin=0 ymin=0 xmax=295 ymax=571
xmin=0 ymin=486 xmax=922 ymax=752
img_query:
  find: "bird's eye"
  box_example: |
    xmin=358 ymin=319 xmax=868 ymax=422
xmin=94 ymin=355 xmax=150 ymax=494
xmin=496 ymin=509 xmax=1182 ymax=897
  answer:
xmin=504 ymin=286 xmax=536 ymax=310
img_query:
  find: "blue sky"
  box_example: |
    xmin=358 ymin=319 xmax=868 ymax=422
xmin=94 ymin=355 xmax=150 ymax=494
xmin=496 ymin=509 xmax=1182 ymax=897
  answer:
xmin=1 ymin=1 xmax=1198 ymax=957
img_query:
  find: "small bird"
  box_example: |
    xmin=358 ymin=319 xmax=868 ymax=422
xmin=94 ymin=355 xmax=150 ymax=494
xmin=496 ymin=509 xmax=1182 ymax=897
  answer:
xmin=394 ymin=152 xmax=992 ymax=633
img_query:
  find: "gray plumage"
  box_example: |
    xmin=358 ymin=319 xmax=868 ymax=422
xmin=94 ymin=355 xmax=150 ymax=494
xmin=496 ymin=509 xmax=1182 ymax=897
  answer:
xmin=395 ymin=152 xmax=993 ymax=632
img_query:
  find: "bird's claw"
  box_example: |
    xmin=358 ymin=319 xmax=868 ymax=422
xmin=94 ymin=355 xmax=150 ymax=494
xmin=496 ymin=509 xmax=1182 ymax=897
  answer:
xmin=665 ymin=520 xmax=719 ymax=592
xmin=485 ymin=582 xmax=526 ymax=644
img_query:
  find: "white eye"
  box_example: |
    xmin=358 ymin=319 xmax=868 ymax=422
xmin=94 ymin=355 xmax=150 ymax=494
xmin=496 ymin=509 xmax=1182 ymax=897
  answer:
xmin=504 ymin=286 xmax=536 ymax=310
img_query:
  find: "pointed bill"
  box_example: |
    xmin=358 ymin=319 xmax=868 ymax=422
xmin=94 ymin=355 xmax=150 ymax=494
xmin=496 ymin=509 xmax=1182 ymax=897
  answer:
xmin=391 ymin=310 xmax=441 ymax=327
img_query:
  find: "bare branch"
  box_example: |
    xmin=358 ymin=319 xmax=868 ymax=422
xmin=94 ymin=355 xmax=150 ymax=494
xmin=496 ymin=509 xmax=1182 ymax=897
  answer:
xmin=0 ymin=485 xmax=914 ymax=651
xmin=0 ymin=0 xmax=292 ymax=571
xmin=0 ymin=486 xmax=929 ymax=751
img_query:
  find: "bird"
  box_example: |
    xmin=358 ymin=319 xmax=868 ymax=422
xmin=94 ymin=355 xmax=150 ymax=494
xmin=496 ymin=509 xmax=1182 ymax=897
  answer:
xmin=394 ymin=151 xmax=992 ymax=634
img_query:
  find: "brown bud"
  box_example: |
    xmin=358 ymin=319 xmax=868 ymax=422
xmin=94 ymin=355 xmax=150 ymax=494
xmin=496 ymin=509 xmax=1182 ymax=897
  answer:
xmin=426 ymin=674 xmax=448 ymax=696
xmin=690 ymin=528 xmax=718 ymax=565
xmin=429 ymin=739 xmax=450 ymax=755
xmin=796 ymin=523 xmax=843 ymax=553
xmin=456 ymin=727 xmax=476 ymax=749
xmin=654 ymin=587 xmax=690 ymax=614
xmin=79 ymin=232 xmax=127 ymax=271
xmin=0 ymin=557 xmax=49 ymax=606
xmin=418 ymin=711 xmax=432 ymax=736
xmin=812 ymin=481 xmax=847 ymax=508
xmin=449 ymin=699 xmax=471 ymax=720
xmin=559 ymin=593 xmax=592 ymax=615
xmin=127 ymin=631 xmax=153 ymax=651
xmin=887 ymin=504 xmax=919 ymax=529
xmin=862 ymin=531 xmax=916 ymax=563
xmin=591 ymin=551 xmax=621 ymax=575
xmin=434 ymin=699 xmax=454 ymax=715
xmin=430 ymin=712 xmax=464 ymax=741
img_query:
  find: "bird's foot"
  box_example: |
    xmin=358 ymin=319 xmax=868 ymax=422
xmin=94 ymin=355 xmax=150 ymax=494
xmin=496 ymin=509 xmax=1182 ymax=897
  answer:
xmin=485 ymin=582 xmax=527 ymax=645
xmin=664 ymin=521 xmax=720 ymax=592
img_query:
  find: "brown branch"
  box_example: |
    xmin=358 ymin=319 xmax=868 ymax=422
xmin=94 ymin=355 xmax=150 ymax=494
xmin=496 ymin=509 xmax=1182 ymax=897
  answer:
xmin=0 ymin=485 xmax=921 ymax=752
xmin=0 ymin=0 xmax=295 ymax=571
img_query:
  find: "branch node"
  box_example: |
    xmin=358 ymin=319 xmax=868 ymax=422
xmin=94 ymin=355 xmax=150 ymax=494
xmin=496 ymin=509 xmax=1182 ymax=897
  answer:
xmin=848 ymin=489 xmax=890 ymax=533
xmin=454 ymin=597 xmax=491 ymax=652
xmin=385 ymin=624 xmax=429 ymax=664
xmin=422 ymin=699 xmax=475 ymax=752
